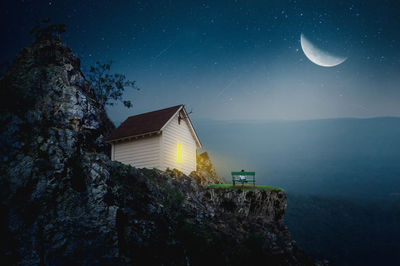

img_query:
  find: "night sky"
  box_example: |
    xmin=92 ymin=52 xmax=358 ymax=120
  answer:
xmin=1 ymin=0 xmax=399 ymax=122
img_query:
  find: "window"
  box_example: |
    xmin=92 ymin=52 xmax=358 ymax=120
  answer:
xmin=177 ymin=143 xmax=183 ymax=163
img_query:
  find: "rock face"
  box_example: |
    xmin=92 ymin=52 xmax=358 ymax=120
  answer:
xmin=0 ymin=35 xmax=116 ymax=265
xmin=0 ymin=36 xmax=321 ymax=265
xmin=189 ymin=152 xmax=223 ymax=186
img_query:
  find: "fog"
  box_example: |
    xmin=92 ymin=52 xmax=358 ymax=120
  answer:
xmin=196 ymin=117 xmax=400 ymax=200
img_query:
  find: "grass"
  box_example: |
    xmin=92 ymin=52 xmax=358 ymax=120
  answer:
xmin=207 ymin=183 xmax=283 ymax=192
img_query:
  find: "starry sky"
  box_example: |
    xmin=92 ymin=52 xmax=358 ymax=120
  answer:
xmin=1 ymin=0 xmax=399 ymax=122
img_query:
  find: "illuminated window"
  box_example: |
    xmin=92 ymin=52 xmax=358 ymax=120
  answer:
xmin=177 ymin=143 xmax=183 ymax=163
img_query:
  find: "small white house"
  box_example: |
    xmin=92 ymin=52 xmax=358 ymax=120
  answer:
xmin=105 ymin=105 xmax=201 ymax=175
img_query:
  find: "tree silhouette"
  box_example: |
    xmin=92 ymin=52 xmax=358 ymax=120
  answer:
xmin=29 ymin=18 xmax=66 ymax=40
xmin=87 ymin=61 xmax=138 ymax=108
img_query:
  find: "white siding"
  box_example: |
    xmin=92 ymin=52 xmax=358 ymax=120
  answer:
xmin=113 ymin=135 xmax=161 ymax=169
xmin=160 ymin=111 xmax=197 ymax=175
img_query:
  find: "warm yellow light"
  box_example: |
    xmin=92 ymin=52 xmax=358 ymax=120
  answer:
xmin=177 ymin=143 xmax=183 ymax=163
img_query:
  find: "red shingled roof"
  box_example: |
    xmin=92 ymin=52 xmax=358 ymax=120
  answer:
xmin=105 ymin=105 xmax=183 ymax=142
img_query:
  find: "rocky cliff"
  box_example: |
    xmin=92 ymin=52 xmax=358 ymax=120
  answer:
xmin=0 ymin=36 xmax=322 ymax=265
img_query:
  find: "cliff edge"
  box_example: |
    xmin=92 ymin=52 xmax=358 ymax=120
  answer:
xmin=0 ymin=36 xmax=322 ymax=265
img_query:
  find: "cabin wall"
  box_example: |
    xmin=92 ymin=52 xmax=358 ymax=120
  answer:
xmin=161 ymin=112 xmax=197 ymax=175
xmin=112 ymin=135 xmax=161 ymax=169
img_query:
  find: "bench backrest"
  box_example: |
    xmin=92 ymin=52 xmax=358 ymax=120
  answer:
xmin=232 ymin=171 xmax=256 ymax=185
xmin=231 ymin=171 xmax=255 ymax=177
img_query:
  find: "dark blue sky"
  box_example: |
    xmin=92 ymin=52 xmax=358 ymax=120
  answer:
xmin=1 ymin=0 xmax=399 ymax=122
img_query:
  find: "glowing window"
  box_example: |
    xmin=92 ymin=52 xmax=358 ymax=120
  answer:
xmin=177 ymin=144 xmax=183 ymax=163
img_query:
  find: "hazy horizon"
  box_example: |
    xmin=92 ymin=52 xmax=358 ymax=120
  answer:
xmin=109 ymin=109 xmax=400 ymax=127
xmin=194 ymin=116 xmax=400 ymax=200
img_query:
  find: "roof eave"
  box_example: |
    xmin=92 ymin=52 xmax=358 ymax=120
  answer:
xmin=159 ymin=105 xmax=184 ymax=132
xmin=105 ymin=130 xmax=161 ymax=143
xmin=105 ymin=104 xmax=202 ymax=148
xmin=159 ymin=105 xmax=202 ymax=148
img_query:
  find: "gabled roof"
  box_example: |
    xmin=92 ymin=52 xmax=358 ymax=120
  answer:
xmin=105 ymin=105 xmax=201 ymax=147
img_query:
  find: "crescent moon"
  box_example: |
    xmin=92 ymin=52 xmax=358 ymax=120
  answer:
xmin=300 ymin=33 xmax=347 ymax=67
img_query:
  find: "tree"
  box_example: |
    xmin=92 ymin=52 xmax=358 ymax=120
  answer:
xmin=29 ymin=18 xmax=66 ymax=40
xmin=87 ymin=61 xmax=138 ymax=108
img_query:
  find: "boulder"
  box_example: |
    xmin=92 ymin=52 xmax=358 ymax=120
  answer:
xmin=189 ymin=152 xmax=223 ymax=186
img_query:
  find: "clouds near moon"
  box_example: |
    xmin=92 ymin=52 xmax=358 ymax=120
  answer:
xmin=300 ymin=33 xmax=347 ymax=67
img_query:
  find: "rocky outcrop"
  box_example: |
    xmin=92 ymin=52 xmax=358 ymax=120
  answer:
xmin=204 ymin=188 xmax=286 ymax=223
xmin=0 ymin=35 xmax=116 ymax=265
xmin=189 ymin=152 xmax=223 ymax=186
xmin=0 ymin=36 xmax=322 ymax=265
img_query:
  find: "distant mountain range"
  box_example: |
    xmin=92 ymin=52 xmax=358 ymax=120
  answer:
xmin=196 ymin=117 xmax=400 ymax=200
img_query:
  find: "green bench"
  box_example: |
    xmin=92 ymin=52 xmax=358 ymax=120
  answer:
xmin=232 ymin=171 xmax=256 ymax=186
